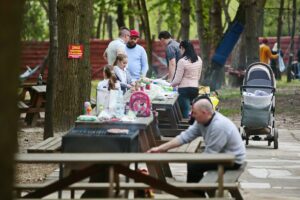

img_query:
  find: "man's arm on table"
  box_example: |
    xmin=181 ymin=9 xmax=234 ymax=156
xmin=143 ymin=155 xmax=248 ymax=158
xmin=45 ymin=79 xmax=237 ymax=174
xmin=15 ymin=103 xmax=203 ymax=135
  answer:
xmin=168 ymin=58 xmax=176 ymax=82
xmin=148 ymin=137 xmax=181 ymax=153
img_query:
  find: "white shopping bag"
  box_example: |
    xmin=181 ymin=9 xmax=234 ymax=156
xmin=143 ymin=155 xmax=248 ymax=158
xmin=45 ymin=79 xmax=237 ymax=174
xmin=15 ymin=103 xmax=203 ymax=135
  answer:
xmin=96 ymin=89 xmax=109 ymax=114
xmin=278 ymin=54 xmax=285 ymax=72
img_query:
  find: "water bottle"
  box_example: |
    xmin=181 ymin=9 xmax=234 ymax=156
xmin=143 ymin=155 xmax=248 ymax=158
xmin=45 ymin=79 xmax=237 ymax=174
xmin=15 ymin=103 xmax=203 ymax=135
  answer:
xmin=37 ymin=74 xmax=43 ymax=85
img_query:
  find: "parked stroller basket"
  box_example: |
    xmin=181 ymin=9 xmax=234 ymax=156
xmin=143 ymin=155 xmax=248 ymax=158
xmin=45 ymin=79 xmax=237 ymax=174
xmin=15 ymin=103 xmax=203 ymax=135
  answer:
xmin=240 ymin=62 xmax=278 ymax=149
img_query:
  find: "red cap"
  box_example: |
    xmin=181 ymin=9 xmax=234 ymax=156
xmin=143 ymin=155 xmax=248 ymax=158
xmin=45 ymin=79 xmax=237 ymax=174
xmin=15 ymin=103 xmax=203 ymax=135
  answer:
xmin=130 ymin=30 xmax=140 ymax=37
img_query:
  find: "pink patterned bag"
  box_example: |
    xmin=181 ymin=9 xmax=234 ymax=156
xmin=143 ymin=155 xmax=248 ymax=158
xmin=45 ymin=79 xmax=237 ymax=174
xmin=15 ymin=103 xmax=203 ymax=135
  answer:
xmin=129 ymin=91 xmax=151 ymax=117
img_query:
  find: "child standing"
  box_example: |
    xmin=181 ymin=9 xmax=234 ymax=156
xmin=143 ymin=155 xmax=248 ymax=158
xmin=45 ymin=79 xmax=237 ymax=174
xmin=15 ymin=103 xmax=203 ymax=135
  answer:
xmin=113 ymin=54 xmax=133 ymax=93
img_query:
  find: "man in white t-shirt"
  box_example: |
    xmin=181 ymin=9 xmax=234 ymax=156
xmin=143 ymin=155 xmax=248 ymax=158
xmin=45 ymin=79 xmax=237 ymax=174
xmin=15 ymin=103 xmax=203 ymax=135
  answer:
xmin=103 ymin=27 xmax=130 ymax=65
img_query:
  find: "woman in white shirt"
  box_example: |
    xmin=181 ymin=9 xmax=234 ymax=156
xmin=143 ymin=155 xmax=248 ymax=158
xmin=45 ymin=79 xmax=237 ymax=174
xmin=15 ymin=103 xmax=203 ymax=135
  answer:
xmin=113 ymin=54 xmax=133 ymax=93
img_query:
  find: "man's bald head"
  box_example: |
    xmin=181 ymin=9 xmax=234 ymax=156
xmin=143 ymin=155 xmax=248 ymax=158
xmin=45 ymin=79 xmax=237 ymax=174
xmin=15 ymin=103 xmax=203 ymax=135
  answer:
xmin=193 ymin=99 xmax=214 ymax=114
xmin=191 ymin=99 xmax=214 ymax=124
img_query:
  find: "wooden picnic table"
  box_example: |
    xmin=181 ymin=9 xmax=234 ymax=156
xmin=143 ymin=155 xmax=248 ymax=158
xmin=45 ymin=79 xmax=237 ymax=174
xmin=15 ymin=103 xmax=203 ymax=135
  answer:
xmin=75 ymin=114 xmax=167 ymax=181
xmin=24 ymin=85 xmax=46 ymax=126
xmin=16 ymin=153 xmax=235 ymax=199
xmin=18 ymin=82 xmax=37 ymax=102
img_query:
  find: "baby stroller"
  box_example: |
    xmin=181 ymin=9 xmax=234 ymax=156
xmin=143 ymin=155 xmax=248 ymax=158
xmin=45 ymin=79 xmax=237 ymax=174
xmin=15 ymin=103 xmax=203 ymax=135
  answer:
xmin=240 ymin=62 xmax=278 ymax=149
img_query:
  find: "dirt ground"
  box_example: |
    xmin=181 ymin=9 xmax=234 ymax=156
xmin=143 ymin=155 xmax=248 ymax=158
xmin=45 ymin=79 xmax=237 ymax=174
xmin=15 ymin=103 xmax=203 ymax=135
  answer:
xmin=16 ymin=86 xmax=300 ymax=184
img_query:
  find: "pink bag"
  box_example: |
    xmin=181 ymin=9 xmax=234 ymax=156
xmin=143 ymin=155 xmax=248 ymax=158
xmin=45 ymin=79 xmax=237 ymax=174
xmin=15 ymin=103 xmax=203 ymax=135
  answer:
xmin=129 ymin=91 xmax=151 ymax=117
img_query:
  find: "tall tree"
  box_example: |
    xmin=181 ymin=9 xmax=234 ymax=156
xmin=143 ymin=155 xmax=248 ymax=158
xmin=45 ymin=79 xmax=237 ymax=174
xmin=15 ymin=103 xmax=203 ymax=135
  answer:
xmin=245 ymin=0 xmax=259 ymax=66
xmin=116 ymin=0 xmax=125 ymax=28
xmin=287 ymin=0 xmax=297 ymax=82
xmin=276 ymin=0 xmax=284 ymax=80
xmin=44 ymin=0 xmax=58 ymax=139
xmin=230 ymin=32 xmax=246 ymax=87
xmin=78 ymin=0 xmax=93 ymax=108
xmin=107 ymin=15 xmax=113 ymax=40
xmin=53 ymin=0 xmax=93 ymax=132
xmin=195 ymin=0 xmax=210 ymax=82
xmin=210 ymin=0 xmax=223 ymax=48
xmin=276 ymin=0 xmax=285 ymax=50
xmin=95 ymin=0 xmax=106 ymax=38
xmin=128 ymin=0 xmax=135 ymax=29
xmin=256 ymin=0 xmax=267 ymax=36
xmin=137 ymin=0 xmax=153 ymax=77
xmin=0 ymin=0 xmax=24 ymax=199
xmin=180 ymin=0 xmax=191 ymax=40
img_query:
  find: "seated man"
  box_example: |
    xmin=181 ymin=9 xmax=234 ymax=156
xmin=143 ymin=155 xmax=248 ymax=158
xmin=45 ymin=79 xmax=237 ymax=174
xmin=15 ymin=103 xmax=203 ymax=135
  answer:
xmin=148 ymin=96 xmax=246 ymax=195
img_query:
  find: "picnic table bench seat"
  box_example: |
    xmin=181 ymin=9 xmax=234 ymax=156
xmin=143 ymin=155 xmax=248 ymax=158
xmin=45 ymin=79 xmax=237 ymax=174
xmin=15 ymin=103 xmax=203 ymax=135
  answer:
xmin=200 ymin=162 xmax=247 ymax=200
xmin=18 ymin=101 xmax=29 ymax=113
xmin=18 ymin=85 xmax=46 ymax=126
xmin=27 ymin=137 xmax=62 ymax=153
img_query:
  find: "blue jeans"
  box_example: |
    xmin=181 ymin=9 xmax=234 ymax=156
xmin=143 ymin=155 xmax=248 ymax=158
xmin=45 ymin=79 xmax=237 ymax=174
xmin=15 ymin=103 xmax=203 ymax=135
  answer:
xmin=178 ymin=87 xmax=199 ymax=118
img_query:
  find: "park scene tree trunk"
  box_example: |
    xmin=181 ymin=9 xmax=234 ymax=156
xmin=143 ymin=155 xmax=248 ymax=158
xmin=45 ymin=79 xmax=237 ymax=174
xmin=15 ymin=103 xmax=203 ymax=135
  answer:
xmin=0 ymin=1 xmax=24 ymax=199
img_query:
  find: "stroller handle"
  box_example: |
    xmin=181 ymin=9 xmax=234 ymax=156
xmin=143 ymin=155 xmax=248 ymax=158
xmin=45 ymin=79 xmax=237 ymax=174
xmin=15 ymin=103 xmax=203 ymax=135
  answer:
xmin=240 ymin=85 xmax=275 ymax=94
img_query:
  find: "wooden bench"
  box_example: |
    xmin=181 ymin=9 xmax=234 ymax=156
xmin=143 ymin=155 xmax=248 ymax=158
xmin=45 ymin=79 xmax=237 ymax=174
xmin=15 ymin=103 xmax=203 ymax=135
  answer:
xmin=200 ymin=162 xmax=247 ymax=200
xmin=23 ymin=85 xmax=46 ymax=126
xmin=27 ymin=137 xmax=61 ymax=153
xmin=15 ymin=153 xmax=235 ymax=199
xmin=27 ymin=136 xmax=203 ymax=154
xmin=18 ymin=101 xmax=29 ymax=113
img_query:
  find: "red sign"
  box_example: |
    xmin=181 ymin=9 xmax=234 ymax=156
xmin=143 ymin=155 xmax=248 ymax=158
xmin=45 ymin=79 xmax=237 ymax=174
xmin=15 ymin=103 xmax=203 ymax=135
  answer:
xmin=68 ymin=45 xmax=83 ymax=59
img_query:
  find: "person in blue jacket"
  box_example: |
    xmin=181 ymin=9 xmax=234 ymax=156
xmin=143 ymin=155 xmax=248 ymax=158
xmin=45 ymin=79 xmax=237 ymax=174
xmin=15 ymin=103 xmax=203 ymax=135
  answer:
xmin=125 ymin=30 xmax=149 ymax=81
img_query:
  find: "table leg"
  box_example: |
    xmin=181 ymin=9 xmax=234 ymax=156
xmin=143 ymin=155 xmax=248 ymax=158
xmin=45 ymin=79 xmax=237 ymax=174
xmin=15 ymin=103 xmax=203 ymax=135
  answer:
xmin=108 ymin=166 xmax=114 ymax=197
xmin=139 ymin=130 xmax=165 ymax=181
xmin=175 ymin=101 xmax=184 ymax=122
xmin=25 ymin=93 xmax=44 ymax=126
xmin=217 ymin=165 xmax=224 ymax=197
xmin=147 ymin=124 xmax=172 ymax=178
xmin=167 ymin=107 xmax=179 ymax=129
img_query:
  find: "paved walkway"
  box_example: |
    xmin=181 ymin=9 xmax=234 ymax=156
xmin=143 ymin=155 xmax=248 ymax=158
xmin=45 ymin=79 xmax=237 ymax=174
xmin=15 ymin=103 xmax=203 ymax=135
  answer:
xmin=240 ymin=129 xmax=300 ymax=200
xmin=37 ymin=129 xmax=300 ymax=199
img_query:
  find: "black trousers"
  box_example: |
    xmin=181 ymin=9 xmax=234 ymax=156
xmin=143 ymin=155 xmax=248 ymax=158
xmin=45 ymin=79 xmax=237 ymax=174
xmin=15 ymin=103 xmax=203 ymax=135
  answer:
xmin=187 ymin=162 xmax=241 ymax=196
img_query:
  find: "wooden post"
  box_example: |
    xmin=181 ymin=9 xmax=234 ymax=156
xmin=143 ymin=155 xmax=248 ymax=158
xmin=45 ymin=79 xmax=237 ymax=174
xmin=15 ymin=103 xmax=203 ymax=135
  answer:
xmin=108 ymin=166 xmax=115 ymax=197
xmin=217 ymin=164 xmax=224 ymax=197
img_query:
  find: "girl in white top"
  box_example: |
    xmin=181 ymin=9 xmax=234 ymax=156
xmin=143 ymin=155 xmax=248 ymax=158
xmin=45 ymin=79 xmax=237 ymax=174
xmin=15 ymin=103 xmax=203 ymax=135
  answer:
xmin=113 ymin=54 xmax=133 ymax=93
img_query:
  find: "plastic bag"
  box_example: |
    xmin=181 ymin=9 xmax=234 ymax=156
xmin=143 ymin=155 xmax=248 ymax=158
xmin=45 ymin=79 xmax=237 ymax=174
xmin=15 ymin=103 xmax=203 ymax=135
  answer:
xmin=109 ymin=90 xmax=124 ymax=118
xmin=278 ymin=54 xmax=285 ymax=72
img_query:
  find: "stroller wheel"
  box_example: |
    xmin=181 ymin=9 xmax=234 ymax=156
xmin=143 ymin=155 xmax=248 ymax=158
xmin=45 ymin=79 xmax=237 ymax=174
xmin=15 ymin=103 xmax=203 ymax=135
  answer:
xmin=273 ymin=128 xmax=279 ymax=149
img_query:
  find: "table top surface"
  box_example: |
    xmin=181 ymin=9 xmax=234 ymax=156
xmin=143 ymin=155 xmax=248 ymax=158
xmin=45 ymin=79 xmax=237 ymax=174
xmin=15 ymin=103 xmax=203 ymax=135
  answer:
xmin=124 ymin=90 xmax=179 ymax=106
xmin=75 ymin=115 xmax=153 ymax=128
xmin=31 ymin=85 xmax=46 ymax=93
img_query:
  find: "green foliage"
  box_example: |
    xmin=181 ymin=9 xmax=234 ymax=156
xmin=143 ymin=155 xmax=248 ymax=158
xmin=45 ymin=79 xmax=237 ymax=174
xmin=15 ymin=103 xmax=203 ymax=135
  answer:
xmin=22 ymin=1 xmax=48 ymax=41
xmin=218 ymin=87 xmax=241 ymax=100
xmin=148 ymin=0 xmax=181 ymax=37
xmin=219 ymin=107 xmax=240 ymax=116
xmin=276 ymin=75 xmax=300 ymax=88
xmin=263 ymin=0 xmax=300 ymax=36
